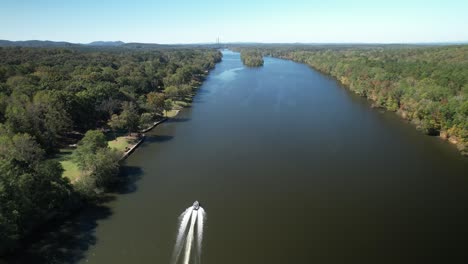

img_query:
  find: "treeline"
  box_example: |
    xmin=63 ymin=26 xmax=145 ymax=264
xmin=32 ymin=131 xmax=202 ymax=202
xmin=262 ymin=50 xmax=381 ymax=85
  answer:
xmin=0 ymin=46 xmax=222 ymax=254
xmin=239 ymin=50 xmax=264 ymax=67
xmin=253 ymin=45 xmax=468 ymax=155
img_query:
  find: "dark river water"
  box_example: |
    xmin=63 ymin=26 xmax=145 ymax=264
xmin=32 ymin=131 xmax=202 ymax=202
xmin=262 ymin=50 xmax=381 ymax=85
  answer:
xmin=10 ymin=50 xmax=468 ymax=263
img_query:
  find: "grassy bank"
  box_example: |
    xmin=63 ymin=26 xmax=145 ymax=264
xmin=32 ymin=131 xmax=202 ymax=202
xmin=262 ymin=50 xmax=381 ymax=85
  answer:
xmin=57 ymin=94 xmax=196 ymax=181
xmin=55 ymin=149 xmax=81 ymax=181
xmin=56 ymin=134 xmax=139 ymax=181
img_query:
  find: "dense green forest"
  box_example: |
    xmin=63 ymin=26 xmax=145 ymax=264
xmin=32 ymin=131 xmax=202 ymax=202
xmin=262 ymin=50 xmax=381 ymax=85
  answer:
xmin=0 ymin=46 xmax=221 ymax=254
xmin=239 ymin=50 xmax=264 ymax=67
xmin=248 ymin=45 xmax=467 ymax=154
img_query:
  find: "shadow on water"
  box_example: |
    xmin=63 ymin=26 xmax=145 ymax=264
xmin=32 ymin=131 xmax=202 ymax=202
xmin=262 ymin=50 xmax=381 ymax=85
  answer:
xmin=112 ymin=165 xmax=144 ymax=195
xmin=2 ymin=202 xmax=112 ymax=264
xmin=192 ymin=99 xmax=206 ymax=104
xmin=168 ymin=117 xmax=191 ymax=123
xmin=144 ymin=135 xmax=174 ymax=143
xmin=191 ymin=89 xmax=209 ymax=104
xmin=1 ymin=166 xmax=144 ymax=264
xmin=194 ymin=88 xmax=210 ymax=95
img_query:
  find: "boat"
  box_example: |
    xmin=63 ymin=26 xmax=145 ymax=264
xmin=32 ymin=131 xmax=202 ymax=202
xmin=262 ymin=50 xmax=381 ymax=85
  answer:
xmin=193 ymin=201 xmax=200 ymax=210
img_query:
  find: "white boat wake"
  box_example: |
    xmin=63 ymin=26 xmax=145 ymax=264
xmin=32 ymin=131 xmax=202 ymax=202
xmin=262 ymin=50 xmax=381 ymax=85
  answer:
xmin=171 ymin=201 xmax=206 ymax=264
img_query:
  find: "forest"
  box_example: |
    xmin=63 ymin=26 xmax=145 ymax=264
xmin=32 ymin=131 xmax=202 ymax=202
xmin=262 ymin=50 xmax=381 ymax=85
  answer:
xmin=239 ymin=50 xmax=264 ymax=67
xmin=0 ymin=46 xmax=222 ymax=254
xmin=247 ymin=45 xmax=468 ymax=155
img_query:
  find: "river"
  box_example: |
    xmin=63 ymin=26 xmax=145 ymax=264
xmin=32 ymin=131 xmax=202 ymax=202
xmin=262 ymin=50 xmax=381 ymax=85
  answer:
xmin=13 ymin=50 xmax=468 ymax=263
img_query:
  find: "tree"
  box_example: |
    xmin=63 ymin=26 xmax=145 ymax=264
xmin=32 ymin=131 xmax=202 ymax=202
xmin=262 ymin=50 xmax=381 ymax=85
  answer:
xmin=120 ymin=102 xmax=140 ymax=132
xmin=240 ymin=50 xmax=264 ymax=67
xmin=140 ymin=112 xmax=154 ymax=128
xmin=108 ymin=113 xmax=126 ymax=132
xmin=73 ymin=130 xmax=108 ymax=171
xmin=73 ymin=129 xmax=121 ymax=190
xmin=179 ymin=84 xmax=193 ymax=98
xmin=106 ymin=102 xmax=140 ymax=133
xmin=164 ymin=99 xmax=173 ymax=117
xmin=0 ymin=126 xmax=76 ymax=254
xmin=5 ymin=90 xmax=71 ymax=152
xmin=120 ymin=101 xmax=140 ymax=132
xmin=164 ymin=85 xmax=179 ymax=99
xmin=98 ymin=98 xmax=121 ymax=118
xmin=91 ymin=148 xmax=121 ymax=188
xmin=146 ymin=92 xmax=165 ymax=116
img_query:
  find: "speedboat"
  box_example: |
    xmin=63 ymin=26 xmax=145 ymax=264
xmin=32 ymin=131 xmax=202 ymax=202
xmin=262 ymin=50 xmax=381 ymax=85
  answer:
xmin=193 ymin=201 xmax=200 ymax=210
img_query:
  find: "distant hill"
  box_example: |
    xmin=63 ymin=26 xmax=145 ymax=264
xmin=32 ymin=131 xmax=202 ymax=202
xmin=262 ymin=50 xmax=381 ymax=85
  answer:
xmin=87 ymin=41 xmax=125 ymax=46
xmin=123 ymin=42 xmax=175 ymax=49
xmin=0 ymin=40 xmax=215 ymax=49
xmin=0 ymin=40 xmax=174 ymax=49
xmin=2 ymin=39 xmax=462 ymax=50
xmin=0 ymin=40 xmax=79 ymax=47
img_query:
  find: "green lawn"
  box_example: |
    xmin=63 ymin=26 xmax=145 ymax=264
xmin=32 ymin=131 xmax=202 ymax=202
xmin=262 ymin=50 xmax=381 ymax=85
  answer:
xmin=108 ymin=136 xmax=137 ymax=152
xmin=57 ymin=136 xmax=138 ymax=181
xmin=174 ymin=99 xmax=191 ymax=108
xmin=165 ymin=109 xmax=180 ymax=118
xmin=58 ymin=102 xmax=184 ymax=181
xmin=55 ymin=149 xmax=81 ymax=181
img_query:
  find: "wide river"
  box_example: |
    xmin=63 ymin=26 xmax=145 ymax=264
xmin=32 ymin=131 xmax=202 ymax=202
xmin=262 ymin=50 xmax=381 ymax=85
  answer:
xmin=15 ymin=50 xmax=468 ymax=263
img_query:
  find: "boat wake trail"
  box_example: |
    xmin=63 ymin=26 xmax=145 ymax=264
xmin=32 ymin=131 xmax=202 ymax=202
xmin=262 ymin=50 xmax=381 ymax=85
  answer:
xmin=171 ymin=201 xmax=206 ymax=264
xmin=197 ymin=207 xmax=205 ymax=263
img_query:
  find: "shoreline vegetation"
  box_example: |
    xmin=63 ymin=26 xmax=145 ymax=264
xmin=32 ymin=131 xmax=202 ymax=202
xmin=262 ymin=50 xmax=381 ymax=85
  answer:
xmin=0 ymin=46 xmax=222 ymax=255
xmin=235 ymin=45 xmax=467 ymax=155
xmin=239 ymin=50 xmax=264 ymax=67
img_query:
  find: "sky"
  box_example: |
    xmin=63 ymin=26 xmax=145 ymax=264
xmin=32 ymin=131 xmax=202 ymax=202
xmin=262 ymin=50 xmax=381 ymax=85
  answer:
xmin=1 ymin=0 xmax=467 ymax=44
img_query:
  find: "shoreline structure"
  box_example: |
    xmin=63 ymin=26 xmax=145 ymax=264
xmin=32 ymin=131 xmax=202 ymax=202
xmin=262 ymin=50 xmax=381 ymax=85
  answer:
xmin=120 ymin=118 xmax=168 ymax=162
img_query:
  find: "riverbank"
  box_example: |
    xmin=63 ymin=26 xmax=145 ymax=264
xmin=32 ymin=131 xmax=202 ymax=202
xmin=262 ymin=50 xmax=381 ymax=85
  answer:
xmin=339 ymin=74 xmax=467 ymax=156
xmin=269 ymin=54 xmax=467 ymax=156
xmin=57 ymin=77 xmax=207 ymax=182
xmin=120 ymin=118 xmax=168 ymax=161
xmin=57 ymin=109 xmax=186 ymax=182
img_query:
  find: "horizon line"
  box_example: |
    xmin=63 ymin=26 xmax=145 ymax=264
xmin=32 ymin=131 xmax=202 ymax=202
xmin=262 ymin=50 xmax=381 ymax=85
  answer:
xmin=1 ymin=39 xmax=468 ymax=45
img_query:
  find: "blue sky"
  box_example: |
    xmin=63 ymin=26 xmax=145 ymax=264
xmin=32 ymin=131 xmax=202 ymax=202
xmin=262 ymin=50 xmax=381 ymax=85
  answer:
xmin=1 ymin=0 xmax=467 ymax=43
